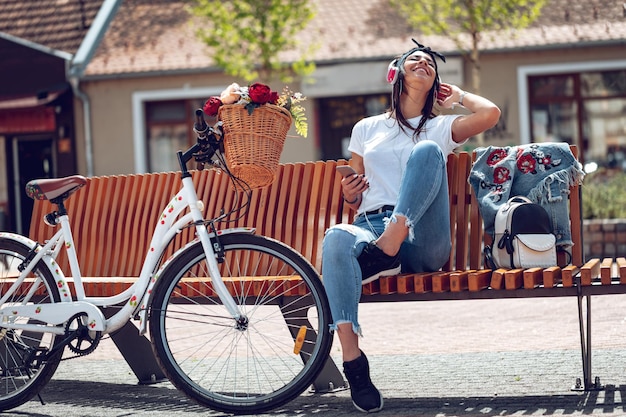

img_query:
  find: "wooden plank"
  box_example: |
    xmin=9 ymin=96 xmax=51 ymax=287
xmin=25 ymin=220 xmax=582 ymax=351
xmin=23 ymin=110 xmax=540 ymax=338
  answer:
xmin=414 ymin=273 xmax=433 ymax=293
xmin=362 ymin=279 xmax=380 ymax=296
xmin=468 ymin=269 xmax=492 ymax=291
xmin=561 ymin=265 xmax=579 ymax=287
xmin=450 ymin=270 xmax=473 ymax=292
xmin=542 ymin=266 xmax=562 ymax=288
xmin=379 ymin=276 xmax=397 ymax=295
xmin=432 ymin=272 xmax=451 ymax=293
xmin=618 ymin=257 xmax=626 ymax=284
xmin=396 ymin=274 xmax=414 ymax=294
xmin=308 ymin=162 xmax=327 ymax=271
xmin=580 ymin=258 xmax=601 ymax=286
xmin=504 ymin=269 xmax=524 ymax=290
xmin=490 ymin=268 xmax=507 ymax=290
xmin=601 ymin=257 xmax=614 ymax=285
xmin=454 ymin=154 xmax=470 ymax=271
xmin=523 ymin=267 xmax=543 ymax=289
xmin=443 ymin=154 xmax=457 ymax=272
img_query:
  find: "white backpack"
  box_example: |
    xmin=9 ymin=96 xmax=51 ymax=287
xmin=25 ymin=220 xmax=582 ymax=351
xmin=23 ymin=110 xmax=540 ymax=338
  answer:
xmin=486 ymin=196 xmax=557 ymax=269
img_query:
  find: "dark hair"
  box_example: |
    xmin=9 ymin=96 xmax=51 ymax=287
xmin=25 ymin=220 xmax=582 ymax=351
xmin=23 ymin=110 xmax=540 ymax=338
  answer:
xmin=388 ymin=46 xmax=443 ymax=141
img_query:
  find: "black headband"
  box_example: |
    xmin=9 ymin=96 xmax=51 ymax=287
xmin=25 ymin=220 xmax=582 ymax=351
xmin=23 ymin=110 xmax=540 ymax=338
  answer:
xmin=410 ymin=38 xmax=446 ymax=63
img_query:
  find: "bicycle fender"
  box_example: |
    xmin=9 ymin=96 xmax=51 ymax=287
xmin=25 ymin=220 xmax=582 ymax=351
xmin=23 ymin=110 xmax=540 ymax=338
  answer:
xmin=137 ymin=227 xmax=255 ymax=334
xmin=0 ymin=232 xmax=73 ymax=302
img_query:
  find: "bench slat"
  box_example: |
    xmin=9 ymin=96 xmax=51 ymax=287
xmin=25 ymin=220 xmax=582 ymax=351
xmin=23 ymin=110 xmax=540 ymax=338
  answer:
xmin=468 ymin=269 xmax=491 ymax=291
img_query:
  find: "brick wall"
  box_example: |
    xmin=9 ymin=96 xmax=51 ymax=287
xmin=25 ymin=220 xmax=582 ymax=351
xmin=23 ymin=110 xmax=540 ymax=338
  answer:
xmin=582 ymin=219 xmax=626 ymax=261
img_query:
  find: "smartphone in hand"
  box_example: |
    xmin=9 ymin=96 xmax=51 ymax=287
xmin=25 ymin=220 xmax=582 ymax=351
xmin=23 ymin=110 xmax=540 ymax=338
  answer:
xmin=336 ymin=165 xmax=358 ymax=178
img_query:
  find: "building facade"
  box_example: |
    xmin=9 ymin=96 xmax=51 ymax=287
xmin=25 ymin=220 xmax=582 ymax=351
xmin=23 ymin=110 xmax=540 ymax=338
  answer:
xmin=0 ymin=0 xmax=625 ymax=234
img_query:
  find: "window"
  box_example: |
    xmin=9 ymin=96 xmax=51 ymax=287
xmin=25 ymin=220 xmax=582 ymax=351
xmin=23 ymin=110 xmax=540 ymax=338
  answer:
xmin=529 ymin=69 xmax=626 ymax=168
xmin=145 ymin=98 xmax=212 ymax=172
xmin=317 ymin=94 xmax=390 ymax=160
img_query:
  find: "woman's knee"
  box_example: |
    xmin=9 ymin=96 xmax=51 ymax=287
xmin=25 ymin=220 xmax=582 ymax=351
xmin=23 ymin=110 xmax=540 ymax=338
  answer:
xmin=323 ymin=226 xmax=357 ymax=261
xmin=410 ymin=140 xmax=445 ymax=162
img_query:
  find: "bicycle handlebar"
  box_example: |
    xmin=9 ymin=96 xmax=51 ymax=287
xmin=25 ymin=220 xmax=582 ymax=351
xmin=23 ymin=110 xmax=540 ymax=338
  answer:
xmin=194 ymin=109 xmax=209 ymax=137
xmin=182 ymin=109 xmax=223 ymax=172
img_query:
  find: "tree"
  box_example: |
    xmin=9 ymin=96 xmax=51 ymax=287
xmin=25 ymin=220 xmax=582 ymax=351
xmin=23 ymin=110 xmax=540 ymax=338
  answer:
xmin=390 ymin=0 xmax=545 ymax=143
xmin=190 ymin=0 xmax=317 ymax=83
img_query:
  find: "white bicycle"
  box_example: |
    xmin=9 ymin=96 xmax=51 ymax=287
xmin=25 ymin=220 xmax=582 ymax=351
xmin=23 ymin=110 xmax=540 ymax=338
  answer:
xmin=0 ymin=110 xmax=333 ymax=414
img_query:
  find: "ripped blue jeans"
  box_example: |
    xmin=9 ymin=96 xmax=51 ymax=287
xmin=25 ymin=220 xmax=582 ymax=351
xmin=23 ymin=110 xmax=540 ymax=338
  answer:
xmin=321 ymin=141 xmax=451 ymax=335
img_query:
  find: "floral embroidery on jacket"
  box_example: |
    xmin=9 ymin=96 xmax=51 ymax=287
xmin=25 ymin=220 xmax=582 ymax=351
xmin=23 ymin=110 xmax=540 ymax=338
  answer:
xmin=480 ymin=145 xmax=563 ymax=202
xmin=469 ymin=143 xmax=585 ymax=248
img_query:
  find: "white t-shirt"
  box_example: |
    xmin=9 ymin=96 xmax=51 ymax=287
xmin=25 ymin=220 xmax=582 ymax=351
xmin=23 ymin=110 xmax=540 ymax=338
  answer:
xmin=348 ymin=113 xmax=463 ymax=214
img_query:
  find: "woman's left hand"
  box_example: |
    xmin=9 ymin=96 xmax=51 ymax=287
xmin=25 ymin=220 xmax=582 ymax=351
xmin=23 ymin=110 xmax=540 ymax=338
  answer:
xmin=437 ymin=83 xmax=463 ymax=109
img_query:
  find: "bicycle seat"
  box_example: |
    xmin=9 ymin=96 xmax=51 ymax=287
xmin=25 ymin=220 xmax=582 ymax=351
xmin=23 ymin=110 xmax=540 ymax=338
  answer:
xmin=25 ymin=176 xmax=87 ymax=201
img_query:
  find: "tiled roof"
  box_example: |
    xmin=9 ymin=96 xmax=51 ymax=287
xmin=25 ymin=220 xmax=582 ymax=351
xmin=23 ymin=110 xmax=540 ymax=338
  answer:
xmin=1 ymin=0 xmax=624 ymax=77
xmin=85 ymin=0 xmax=626 ymax=77
xmin=0 ymin=0 xmax=104 ymax=54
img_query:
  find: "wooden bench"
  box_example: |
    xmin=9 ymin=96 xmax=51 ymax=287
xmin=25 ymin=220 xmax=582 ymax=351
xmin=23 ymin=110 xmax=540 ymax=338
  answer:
xmin=28 ymin=146 xmax=626 ymax=391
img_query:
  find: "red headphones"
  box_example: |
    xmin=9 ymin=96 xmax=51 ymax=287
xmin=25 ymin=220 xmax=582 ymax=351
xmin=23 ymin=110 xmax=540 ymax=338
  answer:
xmin=386 ymin=59 xmax=401 ymax=84
xmin=385 ymin=49 xmax=415 ymax=85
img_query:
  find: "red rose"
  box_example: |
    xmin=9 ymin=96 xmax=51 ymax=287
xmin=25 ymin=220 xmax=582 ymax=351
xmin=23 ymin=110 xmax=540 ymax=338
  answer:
xmin=203 ymin=96 xmax=222 ymax=116
xmin=248 ymin=83 xmax=273 ymax=104
xmin=269 ymin=91 xmax=280 ymax=104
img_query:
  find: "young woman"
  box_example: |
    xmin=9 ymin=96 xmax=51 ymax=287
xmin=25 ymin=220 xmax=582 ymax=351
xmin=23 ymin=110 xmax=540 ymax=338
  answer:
xmin=321 ymin=41 xmax=501 ymax=413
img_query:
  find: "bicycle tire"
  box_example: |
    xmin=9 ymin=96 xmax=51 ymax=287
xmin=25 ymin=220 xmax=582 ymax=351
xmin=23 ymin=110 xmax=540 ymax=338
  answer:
xmin=0 ymin=237 xmax=64 ymax=411
xmin=149 ymin=233 xmax=333 ymax=414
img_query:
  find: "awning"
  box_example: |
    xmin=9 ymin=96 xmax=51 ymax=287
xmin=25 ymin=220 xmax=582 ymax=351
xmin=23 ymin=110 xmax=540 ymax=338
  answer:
xmin=0 ymin=90 xmax=63 ymax=110
xmin=0 ymin=90 xmax=66 ymax=134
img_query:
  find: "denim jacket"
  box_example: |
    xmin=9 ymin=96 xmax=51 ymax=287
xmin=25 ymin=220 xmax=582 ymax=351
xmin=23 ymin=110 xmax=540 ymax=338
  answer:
xmin=469 ymin=143 xmax=585 ymax=248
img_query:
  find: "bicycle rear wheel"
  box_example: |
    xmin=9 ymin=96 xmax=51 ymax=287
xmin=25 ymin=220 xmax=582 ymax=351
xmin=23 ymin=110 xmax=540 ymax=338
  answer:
xmin=149 ymin=233 xmax=333 ymax=414
xmin=0 ymin=237 xmax=64 ymax=410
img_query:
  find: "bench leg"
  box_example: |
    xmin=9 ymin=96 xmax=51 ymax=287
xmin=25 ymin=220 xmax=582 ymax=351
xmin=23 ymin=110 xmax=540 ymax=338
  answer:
xmin=102 ymin=308 xmax=167 ymax=385
xmin=279 ymin=297 xmax=347 ymax=393
xmin=574 ymin=284 xmax=602 ymax=391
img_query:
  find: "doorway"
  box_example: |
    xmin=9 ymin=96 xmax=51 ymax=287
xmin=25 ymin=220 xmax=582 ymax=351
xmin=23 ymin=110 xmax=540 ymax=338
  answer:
xmin=6 ymin=136 xmax=53 ymax=235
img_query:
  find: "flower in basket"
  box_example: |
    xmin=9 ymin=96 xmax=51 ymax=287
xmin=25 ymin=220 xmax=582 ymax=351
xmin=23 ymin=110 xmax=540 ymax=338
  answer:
xmin=203 ymin=82 xmax=308 ymax=138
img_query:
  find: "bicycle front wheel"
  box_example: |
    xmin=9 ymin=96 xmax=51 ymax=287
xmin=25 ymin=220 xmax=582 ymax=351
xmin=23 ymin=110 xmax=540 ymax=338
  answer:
xmin=149 ymin=233 xmax=333 ymax=414
xmin=0 ymin=237 xmax=64 ymax=411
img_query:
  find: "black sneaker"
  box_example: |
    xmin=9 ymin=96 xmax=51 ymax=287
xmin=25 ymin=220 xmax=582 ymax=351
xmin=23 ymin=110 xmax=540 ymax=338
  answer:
xmin=343 ymin=351 xmax=384 ymax=413
xmin=357 ymin=241 xmax=401 ymax=284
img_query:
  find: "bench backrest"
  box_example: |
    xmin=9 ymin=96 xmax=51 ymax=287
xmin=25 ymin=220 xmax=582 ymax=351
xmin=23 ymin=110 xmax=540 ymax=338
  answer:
xmin=28 ymin=148 xmax=582 ymax=277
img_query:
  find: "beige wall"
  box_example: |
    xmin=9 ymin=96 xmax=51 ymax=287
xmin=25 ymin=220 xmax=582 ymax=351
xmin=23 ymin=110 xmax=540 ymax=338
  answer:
xmin=75 ymin=44 xmax=624 ymax=176
xmin=75 ymin=73 xmax=318 ymax=176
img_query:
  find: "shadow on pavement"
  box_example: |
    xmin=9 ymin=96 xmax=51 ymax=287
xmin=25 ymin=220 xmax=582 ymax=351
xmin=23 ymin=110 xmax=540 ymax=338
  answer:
xmin=10 ymin=378 xmax=625 ymax=417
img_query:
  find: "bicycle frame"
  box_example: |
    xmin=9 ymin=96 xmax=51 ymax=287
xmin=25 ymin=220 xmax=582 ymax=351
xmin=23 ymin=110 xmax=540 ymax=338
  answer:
xmin=0 ymin=124 xmax=249 ymax=338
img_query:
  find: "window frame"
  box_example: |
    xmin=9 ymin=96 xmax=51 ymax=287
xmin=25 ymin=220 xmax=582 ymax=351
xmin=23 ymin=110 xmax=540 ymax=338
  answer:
xmin=517 ymin=59 xmax=626 ymax=145
xmin=131 ymin=87 xmax=224 ymax=173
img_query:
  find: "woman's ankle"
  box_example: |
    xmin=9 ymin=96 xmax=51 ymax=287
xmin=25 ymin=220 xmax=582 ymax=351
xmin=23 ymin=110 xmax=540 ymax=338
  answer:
xmin=376 ymin=217 xmax=409 ymax=255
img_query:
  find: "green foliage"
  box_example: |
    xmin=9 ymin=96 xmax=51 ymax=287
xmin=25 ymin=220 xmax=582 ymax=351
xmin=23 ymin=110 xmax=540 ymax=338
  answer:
xmin=389 ymin=0 xmax=547 ymax=52
xmin=582 ymin=169 xmax=626 ymax=219
xmin=290 ymin=103 xmax=308 ymax=138
xmin=190 ymin=0 xmax=317 ymax=83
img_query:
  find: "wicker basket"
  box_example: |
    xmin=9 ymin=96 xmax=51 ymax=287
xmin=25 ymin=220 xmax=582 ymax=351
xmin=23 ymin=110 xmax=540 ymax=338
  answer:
xmin=218 ymin=103 xmax=292 ymax=189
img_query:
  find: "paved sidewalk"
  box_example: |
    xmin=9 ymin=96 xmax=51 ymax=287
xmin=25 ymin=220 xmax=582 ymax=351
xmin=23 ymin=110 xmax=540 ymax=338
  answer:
xmin=7 ymin=295 xmax=626 ymax=416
